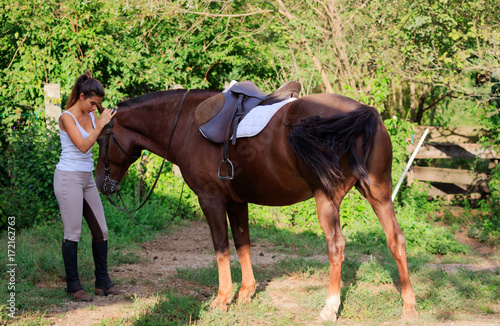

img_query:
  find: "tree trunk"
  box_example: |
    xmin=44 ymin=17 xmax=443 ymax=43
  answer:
xmin=399 ymin=80 xmax=404 ymax=116
xmin=415 ymin=84 xmax=429 ymax=124
xmin=325 ymin=0 xmax=358 ymax=97
xmin=138 ymin=154 xmax=148 ymax=199
xmin=388 ymin=79 xmax=397 ymax=116
xmin=276 ymin=0 xmax=335 ymax=93
xmin=410 ymin=80 xmax=416 ymax=122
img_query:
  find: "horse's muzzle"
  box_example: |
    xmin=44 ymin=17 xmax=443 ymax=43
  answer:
xmin=98 ymin=174 xmax=120 ymax=195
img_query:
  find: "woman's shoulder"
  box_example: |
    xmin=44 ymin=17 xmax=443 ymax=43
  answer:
xmin=59 ymin=110 xmax=78 ymax=132
xmin=61 ymin=108 xmax=78 ymax=118
xmin=60 ymin=110 xmax=77 ymax=122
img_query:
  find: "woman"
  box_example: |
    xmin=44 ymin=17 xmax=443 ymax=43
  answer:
xmin=54 ymin=73 xmax=123 ymax=301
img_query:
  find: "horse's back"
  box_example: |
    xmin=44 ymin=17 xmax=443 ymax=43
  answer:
xmin=284 ymin=93 xmax=363 ymax=124
xmin=229 ymin=93 xmax=387 ymax=205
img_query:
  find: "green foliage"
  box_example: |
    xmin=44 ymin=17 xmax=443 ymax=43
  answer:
xmin=469 ymin=166 xmax=500 ymax=243
xmin=383 ymin=116 xmax=413 ymax=187
xmin=0 ymin=117 xmax=61 ymax=228
xmin=474 ymin=103 xmax=500 ymax=243
xmin=345 ymin=69 xmax=391 ymax=112
xmin=0 ymin=0 xmax=284 ymax=229
xmin=400 ymin=216 xmax=467 ymax=255
xmin=479 ymin=104 xmax=500 ymax=148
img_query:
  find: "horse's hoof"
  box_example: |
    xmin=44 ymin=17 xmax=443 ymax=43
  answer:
xmin=319 ymin=308 xmax=337 ymax=322
xmin=401 ymin=306 xmax=419 ymax=321
xmin=237 ymin=294 xmax=252 ymax=304
xmin=237 ymin=286 xmax=256 ymax=304
xmin=319 ymin=294 xmax=340 ymax=321
xmin=210 ymin=300 xmax=228 ymax=312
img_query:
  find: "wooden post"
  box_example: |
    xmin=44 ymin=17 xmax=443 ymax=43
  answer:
xmin=44 ymin=84 xmax=61 ymax=123
xmin=410 ymin=81 xmax=416 ymax=122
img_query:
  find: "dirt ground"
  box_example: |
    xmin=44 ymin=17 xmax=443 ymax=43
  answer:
xmin=31 ymin=220 xmax=500 ymax=326
xmin=45 ymin=220 xmax=299 ymax=326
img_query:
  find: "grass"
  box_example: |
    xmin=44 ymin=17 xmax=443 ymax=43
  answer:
xmin=1 ymin=179 xmax=499 ymax=325
xmin=1 ymin=228 xmax=499 ymax=325
xmin=126 ymin=292 xmax=202 ymax=325
xmin=81 ymin=254 xmax=498 ymax=325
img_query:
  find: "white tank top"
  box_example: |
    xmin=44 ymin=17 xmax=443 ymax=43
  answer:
xmin=56 ymin=111 xmax=96 ymax=172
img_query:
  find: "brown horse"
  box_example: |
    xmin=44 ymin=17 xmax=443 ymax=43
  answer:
xmin=95 ymin=88 xmax=418 ymax=322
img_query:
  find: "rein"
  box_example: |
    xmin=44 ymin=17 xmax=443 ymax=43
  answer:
xmin=101 ymin=90 xmax=189 ymax=230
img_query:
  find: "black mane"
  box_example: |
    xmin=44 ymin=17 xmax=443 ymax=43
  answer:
xmin=117 ymin=89 xmax=183 ymax=109
xmin=116 ymin=89 xmax=216 ymax=109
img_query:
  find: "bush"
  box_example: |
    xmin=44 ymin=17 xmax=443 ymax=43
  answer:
xmin=383 ymin=115 xmax=414 ymax=192
xmin=469 ymin=165 xmax=500 ymax=243
xmin=474 ymin=103 xmax=500 ymax=243
xmin=0 ymin=117 xmax=61 ymax=229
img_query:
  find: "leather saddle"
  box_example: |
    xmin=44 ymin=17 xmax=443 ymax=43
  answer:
xmin=195 ymin=80 xmax=301 ymax=143
xmin=195 ymin=80 xmax=301 ymax=180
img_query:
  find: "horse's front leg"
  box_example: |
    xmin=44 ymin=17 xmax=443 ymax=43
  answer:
xmin=227 ymin=201 xmax=256 ymax=304
xmin=198 ymin=197 xmax=233 ymax=311
xmin=315 ymin=189 xmax=346 ymax=322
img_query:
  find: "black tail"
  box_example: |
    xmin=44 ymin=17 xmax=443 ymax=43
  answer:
xmin=289 ymin=105 xmax=381 ymax=198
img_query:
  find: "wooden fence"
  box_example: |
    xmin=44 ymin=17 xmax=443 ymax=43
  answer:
xmin=406 ymin=126 xmax=499 ymax=198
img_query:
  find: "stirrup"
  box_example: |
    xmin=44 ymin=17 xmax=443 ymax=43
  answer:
xmin=218 ymin=158 xmax=234 ymax=180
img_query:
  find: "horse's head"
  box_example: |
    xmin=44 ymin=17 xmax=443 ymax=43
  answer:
xmin=95 ymin=104 xmax=142 ymax=195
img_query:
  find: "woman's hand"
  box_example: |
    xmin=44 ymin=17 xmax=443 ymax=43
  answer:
xmin=98 ymin=108 xmax=117 ymax=127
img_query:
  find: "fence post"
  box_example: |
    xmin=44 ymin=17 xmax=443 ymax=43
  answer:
xmin=44 ymin=84 xmax=61 ymax=125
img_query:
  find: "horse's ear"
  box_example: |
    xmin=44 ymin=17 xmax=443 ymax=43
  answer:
xmin=96 ymin=103 xmax=105 ymax=114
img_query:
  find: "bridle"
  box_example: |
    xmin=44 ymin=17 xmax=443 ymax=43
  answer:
xmin=99 ymin=90 xmax=189 ymax=230
xmin=102 ymin=117 xmax=140 ymax=195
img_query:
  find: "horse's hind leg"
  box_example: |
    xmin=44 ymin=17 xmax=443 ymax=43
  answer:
xmin=361 ymin=176 xmax=419 ymax=321
xmin=314 ymin=188 xmax=349 ymax=322
xmin=227 ymin=201 xmax=256 ymax=304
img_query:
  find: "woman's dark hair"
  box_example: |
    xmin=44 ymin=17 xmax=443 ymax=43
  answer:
xmin=65 ymin=73 xmax=105 ymax=109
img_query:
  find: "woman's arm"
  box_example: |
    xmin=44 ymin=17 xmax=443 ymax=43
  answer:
xmin=60 ymin=109 xmax=116 ymax=153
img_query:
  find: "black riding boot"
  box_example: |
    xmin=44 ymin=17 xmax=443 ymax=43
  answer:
xmin=62 ymin=239 xmax=84 ymax=293
xmin=62 ymin=240 xmax=93 ymax=301
xmin=92 ymin=240 xmax=114 ymax=292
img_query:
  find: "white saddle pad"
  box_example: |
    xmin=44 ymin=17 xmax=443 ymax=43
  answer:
xmin=236 ymin=97 xmax=297 ymax=138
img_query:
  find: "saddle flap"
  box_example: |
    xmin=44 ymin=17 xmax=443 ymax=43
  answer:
xmin=197 ymin=92 xmax=239 ymax=143
xmin=195 ymin=93 xmax=225 ymax=127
